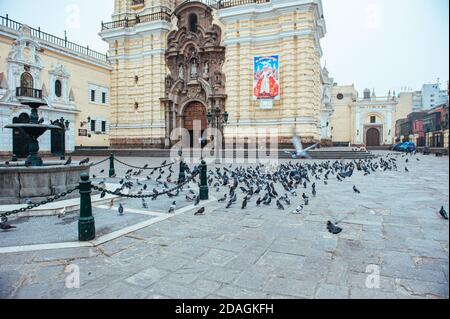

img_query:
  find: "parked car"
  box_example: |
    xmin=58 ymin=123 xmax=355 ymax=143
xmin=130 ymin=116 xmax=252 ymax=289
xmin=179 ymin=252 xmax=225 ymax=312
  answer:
xmin=393 ymin=142 xmax=416 ymax=153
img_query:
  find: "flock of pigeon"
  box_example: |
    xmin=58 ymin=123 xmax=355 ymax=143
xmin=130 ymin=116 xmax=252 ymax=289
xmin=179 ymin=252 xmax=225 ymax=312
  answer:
xmin=100 ymin=151 xmax=448 ymax=237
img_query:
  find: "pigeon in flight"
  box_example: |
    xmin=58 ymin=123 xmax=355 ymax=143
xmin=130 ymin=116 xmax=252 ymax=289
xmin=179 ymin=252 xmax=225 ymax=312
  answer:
xmin=284 ymin=136 xmax=317 ymax=159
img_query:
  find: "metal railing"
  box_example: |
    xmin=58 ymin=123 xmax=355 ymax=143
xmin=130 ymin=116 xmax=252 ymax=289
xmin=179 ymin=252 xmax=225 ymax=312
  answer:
xmin=182 ymin=0 xmax=270 ymax=9
xmin=1 ymin=14 xmax=108 ymax=63
xmin=101 ymin=7 xmax=172 ymax=31
xmin=101 ymin=0 xmax=271 ymax=31
xmin=16 ymin=87 xmax=43 ymax=99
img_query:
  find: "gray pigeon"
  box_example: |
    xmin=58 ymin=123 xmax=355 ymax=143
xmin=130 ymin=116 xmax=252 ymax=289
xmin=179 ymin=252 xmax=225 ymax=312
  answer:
xmin=118 ymin=204 xmax=124 ymax=216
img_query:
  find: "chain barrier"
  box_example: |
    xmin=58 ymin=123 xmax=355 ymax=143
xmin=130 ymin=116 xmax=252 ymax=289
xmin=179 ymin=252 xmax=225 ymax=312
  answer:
xmin=90 ymin=157 xmax=110 ymax=167
xmin=113 ymin=157 xmax=176 ymax=171
xmin=92 ymin=171 xmax=199 ymax=200
xmin=0 ymin=186 xmax=80 ymax=224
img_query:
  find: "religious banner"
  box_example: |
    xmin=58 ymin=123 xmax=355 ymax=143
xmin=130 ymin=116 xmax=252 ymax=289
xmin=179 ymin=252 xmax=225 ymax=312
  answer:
xmin=253 ymin=55 xmax=280 ymax=102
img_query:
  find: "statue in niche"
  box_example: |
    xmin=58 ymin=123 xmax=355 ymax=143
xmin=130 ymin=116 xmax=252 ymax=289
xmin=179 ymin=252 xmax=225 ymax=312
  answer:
xmin=178 ymin=64 xmax=185 ymax=80
xmin=203 ymin=61 xmax=209 ymax=79
xmin=190 ymin=59 xmax=198 ymax=78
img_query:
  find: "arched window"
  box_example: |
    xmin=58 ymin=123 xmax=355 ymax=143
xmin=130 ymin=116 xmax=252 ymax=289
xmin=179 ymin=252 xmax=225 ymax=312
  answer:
xmin=189 ymin=13 xmax=198 ymax=33
xmin=20 ymin=72 xmax=33 ymax=89
xmin=55 ymin=80 xmax=62 ymax=97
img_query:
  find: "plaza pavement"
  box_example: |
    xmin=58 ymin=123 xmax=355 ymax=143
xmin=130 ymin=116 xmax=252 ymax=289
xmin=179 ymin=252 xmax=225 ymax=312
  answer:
xmin=0 ymin=151 xmax=448 ymax=299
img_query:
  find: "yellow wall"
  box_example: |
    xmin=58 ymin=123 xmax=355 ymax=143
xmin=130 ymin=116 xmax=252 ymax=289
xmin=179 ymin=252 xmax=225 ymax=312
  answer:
xmin=330 ymin=85 xmax=356 ymax=143
xmin=0 ymin=31 xmax=111 ymax=148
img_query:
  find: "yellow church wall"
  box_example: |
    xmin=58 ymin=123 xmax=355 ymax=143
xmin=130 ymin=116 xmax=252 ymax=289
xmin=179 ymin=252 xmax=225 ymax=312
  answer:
xmin=330 ymin=85 xmax=356 ymax=144
xmin=221 ymin=8 xmax=323 ymax=145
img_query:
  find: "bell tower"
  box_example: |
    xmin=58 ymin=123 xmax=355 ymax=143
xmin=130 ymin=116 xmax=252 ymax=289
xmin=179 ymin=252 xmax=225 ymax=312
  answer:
xmin=101 ymin=0 xmax=176 ymax=148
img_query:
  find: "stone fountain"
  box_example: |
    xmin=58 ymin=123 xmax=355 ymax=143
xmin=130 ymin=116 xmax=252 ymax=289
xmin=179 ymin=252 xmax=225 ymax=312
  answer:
xmin=0 ymin=89 xmax=89 ymax=204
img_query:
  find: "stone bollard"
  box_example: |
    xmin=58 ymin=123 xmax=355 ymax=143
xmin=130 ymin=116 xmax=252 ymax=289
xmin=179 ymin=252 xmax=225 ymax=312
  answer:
xmin=199 ymin=160 xmax=209 ymax=200
xmin=109 ymin=154 xmax=116 ymax=177
xmin=78 ymin=173 xmax=95 ymax=241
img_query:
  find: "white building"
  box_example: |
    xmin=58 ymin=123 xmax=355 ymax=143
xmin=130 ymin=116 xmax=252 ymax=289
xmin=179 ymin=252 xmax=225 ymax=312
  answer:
xmin=421 ymin=83 xmax=448 ymax=110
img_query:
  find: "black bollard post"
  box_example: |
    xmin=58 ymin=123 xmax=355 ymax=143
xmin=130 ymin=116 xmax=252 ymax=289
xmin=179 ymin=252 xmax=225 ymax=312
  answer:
xmin=109 ymin=153 xmax=115 ymax=177
xmin=78 ymin=173 xmax=95 ymax=241
xmin=199 ymin=160 xmax=209 ymax=200
xmin=178 ymin=160 xmax=186 ymax=184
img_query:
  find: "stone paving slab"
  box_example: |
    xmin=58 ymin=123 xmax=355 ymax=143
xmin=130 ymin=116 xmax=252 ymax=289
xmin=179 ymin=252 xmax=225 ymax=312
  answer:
xmin=0 ymin=208 xmax=155 ymax=247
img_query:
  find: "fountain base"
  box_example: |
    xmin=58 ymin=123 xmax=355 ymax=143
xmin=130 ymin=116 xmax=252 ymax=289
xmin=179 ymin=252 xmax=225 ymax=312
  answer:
xmin=0 ymin=162 xmax=90 ymax=205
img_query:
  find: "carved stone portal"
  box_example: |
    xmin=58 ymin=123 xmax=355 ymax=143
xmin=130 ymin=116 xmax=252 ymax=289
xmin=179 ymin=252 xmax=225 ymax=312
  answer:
xmin=162 ymin=1 xmax=226 ymax=147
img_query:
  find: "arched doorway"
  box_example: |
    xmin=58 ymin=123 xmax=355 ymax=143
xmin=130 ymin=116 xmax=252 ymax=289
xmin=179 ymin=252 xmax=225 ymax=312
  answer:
xmin=12 ymin=113 xmax=32 ymax=158
xmin=184 ymin=101 xmax=207 ymax=147
xmin=366 ymin=128 xmax=381 ymax=146
xmin=51 ymin=127 xmax=65 ymax=156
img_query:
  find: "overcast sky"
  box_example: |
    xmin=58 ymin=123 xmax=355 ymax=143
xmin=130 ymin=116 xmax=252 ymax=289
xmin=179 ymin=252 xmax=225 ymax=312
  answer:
xmin=1 ymin=0 xmax=448 ymax=95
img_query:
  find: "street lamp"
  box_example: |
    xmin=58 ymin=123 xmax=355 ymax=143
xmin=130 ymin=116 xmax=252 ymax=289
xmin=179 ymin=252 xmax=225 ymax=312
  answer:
xmin=207 ymin=107 xmax=229 ymax=129
xmin=207 ymin=106 xmax=229 ymax=163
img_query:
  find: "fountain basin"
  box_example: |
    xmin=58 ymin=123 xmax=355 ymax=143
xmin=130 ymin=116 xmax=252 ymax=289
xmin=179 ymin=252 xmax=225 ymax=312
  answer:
xmin=0 ymin=163 xmax=90 ymax=205
xmin=5 ymin=123 xmax=62 ymax=139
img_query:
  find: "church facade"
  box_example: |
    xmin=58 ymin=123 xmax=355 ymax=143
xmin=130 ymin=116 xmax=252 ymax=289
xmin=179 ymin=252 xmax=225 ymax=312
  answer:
xmin=100 ymin=0 xmax=327 ymax=149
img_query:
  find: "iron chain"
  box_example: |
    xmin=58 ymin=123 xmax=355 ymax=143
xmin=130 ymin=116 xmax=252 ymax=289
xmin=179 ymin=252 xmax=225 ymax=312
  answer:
xmin=92 ymin=172 xmax=199 ymax=200
xmin=114 ymin=158 xmax=175 ymax=171
xmin=0 ymin=186 xmax=79 ymax=224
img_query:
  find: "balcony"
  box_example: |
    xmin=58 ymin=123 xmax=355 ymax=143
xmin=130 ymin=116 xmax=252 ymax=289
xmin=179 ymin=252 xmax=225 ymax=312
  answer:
xmin=1 ymin=15 xmax=108 ymax=62
xmin=16 ymin=87 xmax=43 ymax=99
xmin=101 ymin=1 xmax=271 ymax=31
xmin=101 ymin=7 xmax=172 ymax=31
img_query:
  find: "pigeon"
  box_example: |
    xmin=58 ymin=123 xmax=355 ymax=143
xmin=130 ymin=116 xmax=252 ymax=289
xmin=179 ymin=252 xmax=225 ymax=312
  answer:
xmin=118 ymin=203 xmax=124 ymax=216
xmin=38 ymin=118 xmax=45 ymax=124
xmin=79 ymin=158 xmax=90 ymax=165
xmin=195 ymin=207 xmax=205 ymax=216
xmin=64 ymin=157 xmax=72 ymax=166
xmin=168 ymin=201 xmax=176 ymax=214
xmin=241 ymin=197 xmax=248 ymax=209
xmin=276 ymin=199 xmax=285 ymax=210
xmin=0 ymin=223 xmax=16 ymax=231
xmin=218 ymin=194 xmax=227 ymax=203
xmin=353 ymin=186 xmax=361 ymax=194
xmin=107 ymin=199 xmax=114 ymax=209
xmin=327 ymin=221 xmax=342 ymax=235
xmin=58 ymin=207 xmax=67 ymax=218
xmin=100 ymin=169 xmax=105 ymax=174
xmin=405 ymin=167 xmax=409 ymax=172
xmin=439 ymin=206 xmax=448 ymax=220
xmin=256 ymin=197 xmax=262 ymax=206
xmin=292 ymin=204 xmax=304 ymax=214
xmin=194 ymin=195 xmax=201 ymax=206
xmin=142 ymin=199 xmax=148 ymax=209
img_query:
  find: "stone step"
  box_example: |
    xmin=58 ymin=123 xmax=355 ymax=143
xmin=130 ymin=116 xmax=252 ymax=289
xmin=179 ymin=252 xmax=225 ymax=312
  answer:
xmin=73 ymin=148 xmax=375 ymax=160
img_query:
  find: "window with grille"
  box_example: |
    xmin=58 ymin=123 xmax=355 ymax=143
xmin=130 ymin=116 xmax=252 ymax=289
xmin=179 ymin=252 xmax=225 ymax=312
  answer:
xmin=55 ymin=80 xmax=62 ymax=97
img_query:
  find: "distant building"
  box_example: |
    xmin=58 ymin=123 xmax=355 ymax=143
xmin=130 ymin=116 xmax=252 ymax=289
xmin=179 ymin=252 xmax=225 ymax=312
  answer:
xmin=421 ymin=83 xmax=448 ymax=110
xmin=330 ymin=86 xmax=409 ymax=146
